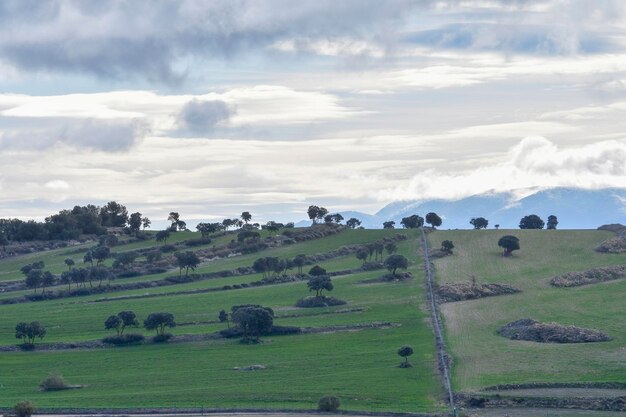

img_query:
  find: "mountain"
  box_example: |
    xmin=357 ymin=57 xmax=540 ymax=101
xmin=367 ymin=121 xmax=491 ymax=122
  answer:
xmin=306 ymin=188 xmax=626 ymax=229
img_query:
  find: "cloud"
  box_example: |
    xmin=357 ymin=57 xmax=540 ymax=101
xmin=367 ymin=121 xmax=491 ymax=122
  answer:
xmin=0 ymin=118 xmax=147 ymax=152
xmin=178 ymin=99 xmax=233 ymax=133
xmin=378 ymin=137 xmax=626 ymax=201
xmin=0 ymin=0 xmax=418 ymax=82
xmin=44 ymin=180 xmax=70 ymax=190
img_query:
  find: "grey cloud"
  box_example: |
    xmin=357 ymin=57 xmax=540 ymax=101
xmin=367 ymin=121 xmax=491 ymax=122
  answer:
xmin=0 ymin=0 xmax=420 ymax=83
xmin=178 ymin=99 xmax=233 ymax=133
xmin=0 ymin=118 xmax=147 ymax=152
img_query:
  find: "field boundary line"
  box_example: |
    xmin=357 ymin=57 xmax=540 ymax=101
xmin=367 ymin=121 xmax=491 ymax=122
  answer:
xmin=419 ymin=227 xmax=457 ymax=417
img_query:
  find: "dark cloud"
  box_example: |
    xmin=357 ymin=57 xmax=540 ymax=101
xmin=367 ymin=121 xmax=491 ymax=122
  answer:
xmin=0 ymin=118 xmax=147 ymax=152
xmin=178 ymin=99 xmax=233 ymax=133
xmin=0 ymin=0 xmax=419 ymax=83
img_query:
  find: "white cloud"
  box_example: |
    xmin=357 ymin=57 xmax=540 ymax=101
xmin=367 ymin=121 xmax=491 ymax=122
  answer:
xmin=44 ymin=180 xmax=70 ymax=190
xmin=378 ymin=137 xmax=626 ymax=202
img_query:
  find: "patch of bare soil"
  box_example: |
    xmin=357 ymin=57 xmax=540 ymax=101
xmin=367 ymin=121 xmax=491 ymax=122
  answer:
xmin=497 ymin=319 xmax=611 ymax=343
xmin=436 ymin=282 xmax=520 ymax=302
xmin=550 ymin=265 xmax=626 ymax=287
xmin=302 ymin=322 xmax=400 ymax=334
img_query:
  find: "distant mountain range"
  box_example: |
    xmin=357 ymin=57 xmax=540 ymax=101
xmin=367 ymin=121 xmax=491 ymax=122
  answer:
xmin=297 ymin=188 xmax=626 ymax=229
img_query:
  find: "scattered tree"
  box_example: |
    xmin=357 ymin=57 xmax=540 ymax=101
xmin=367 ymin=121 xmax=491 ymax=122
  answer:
xmin=99 ymin=201 xmax=129 ymax=227
xmin=441 ymin=240 xmax=454 ymax=254
xmin=308 ymin=265 xmax=327 ymax=277
xmin=307 ymin=205 xmax=321 ymax=224
xmin=231 ymin=305 xmax=273 ymax=342
xmin=382 ymin=220 xmax=395 ymax=229
xmin=112 ymin=251 xmax=137 ymax=270
xmin=25 ymin=269 xmax=43 ymax=293
xmin=218 ymin=309 xmax=230 ymax=328
xmin=307 ymin=276 xmax=333 ymax=297
xmin=385 ymin=242 xmax=397 ymax=255
xmin=240 ymin=211 xmax=252 ymax=224
xmin=346 ymin=218 xmax=361 ymax=229
xmin=143 ymin=312 xmax=176 ymax=336
xmin=104 ymin=315 xmax=122 ymax=335
xmin=41 ymin=271 xmax=55 ymax=294
xmin=15 ymin=321 xmax=46 ymax=346
xmin=356 ymin=247 xmax=369 ymax=265
xmin=174 ymin=251 xmax=200 ymax=276
xmin=519 ymin=214 xmax=545 ymax=229
xmin=128 ymin=212 xmax=142 ymax=235
xmin=64 ymin=258 xmax=75 ymax=271
xmin=547 ymin=215 xmax=558 ymax=230
xmin=425 ymin=212 xmax=442 ymax=228
xmin=141 ymin=216 xmax=151 ymax=230
xmin=401 ymin=215 xmax=423 ymax=229
xmin=498 ymin=235 xmax=520 ymax=257
xmin=292 ymin=254 xmax=307 ymax=275
xmin=155 ymin=230 xmax=170 ymax=244
xmin=397 ymin=345 xmax=414 ymax=367
xmin=92 ymin=246 xmax=110 ymax=266
xmin=470 ymin=217 xmax=489 ymax=229
xmin=384 ymin=254 xmax=409 ymax=276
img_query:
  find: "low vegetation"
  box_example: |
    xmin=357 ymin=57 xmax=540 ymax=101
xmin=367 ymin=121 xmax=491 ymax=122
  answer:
xmin=497 ymin=319 xmax=611 ymax=343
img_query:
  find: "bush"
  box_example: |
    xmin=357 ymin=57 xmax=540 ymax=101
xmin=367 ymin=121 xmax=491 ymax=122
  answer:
xmin=159 ymin=244 xmax=177 ymax=253
xmin=102 ymin=333 xmax=145 ymax=345
xmin=116 ymin=270 xmax=141 ymax=278
xmin=152 ymin=333 xmax=173 ymax=343
xmin=14 ymin=401 xmax=36 ymax=417
xmin=39 ymin=373 xmax=69 ymax=391
xmin=184 ymin=237 xmax=211 ymax=247
xmin=318 ymin=396 xmax=341 ymax=412
xmin=295 ymin=296 xmax=346 ymax=308
xmin=269 ymin=325 xmax=301 ymax=336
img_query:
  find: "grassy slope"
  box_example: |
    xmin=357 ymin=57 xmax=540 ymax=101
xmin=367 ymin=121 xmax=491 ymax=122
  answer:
xmin=0 ymin=229 xmax=443 ymax=412
xmin=428 ymin=229 xmax=626 ymax=390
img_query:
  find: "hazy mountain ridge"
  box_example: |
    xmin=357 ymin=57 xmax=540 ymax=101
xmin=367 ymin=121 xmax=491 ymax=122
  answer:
xmin=314 ymin=188 xmax=626 ymax=229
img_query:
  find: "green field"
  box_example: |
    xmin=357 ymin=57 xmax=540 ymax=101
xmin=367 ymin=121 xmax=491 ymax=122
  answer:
xmin=428 ymin=229 xmax=626 ymax=391
xmin=0 ymin=228 xmax=443 ymax=412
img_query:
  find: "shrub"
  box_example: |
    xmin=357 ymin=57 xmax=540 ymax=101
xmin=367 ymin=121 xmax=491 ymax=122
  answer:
xmin=295 ymin=296 xmax=346 ymax=308
xmin=318 ymin=396 xmax=340 ymax=412
xmin=116 ymin=270 xmax=141 ymax=278
xmin=159 ymin=244 xmax=176 ymax=253
xmin=184 ymin=237 xmax=212 ymax=247
xmin=102 ymin=333 xmax=145 ymax=345
xmin=152 ymin=333 xmax=173 ymax=343
xmin=14 ymin=401 xmax=36 ymax=417
xmin=39 ymin=373 xmax=69 ymax=391
xmin=269 ymin=325 xmax=301 ymax=336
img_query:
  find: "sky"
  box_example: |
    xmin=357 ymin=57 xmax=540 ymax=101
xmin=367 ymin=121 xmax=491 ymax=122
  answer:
xmin=1 ymin=0 xmax=625 ymax=225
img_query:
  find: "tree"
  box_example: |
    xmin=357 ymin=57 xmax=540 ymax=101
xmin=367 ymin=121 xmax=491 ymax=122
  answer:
xmin=519 ymin=214 xmax=545 ymax=229
xmin=128 ymin=212 xmax=142 ymax=235
xmin=64 ymin=258 xmax=75 ymax=271
xmin=0 ymin=230 xmax=8 ymax=251
xmin=14 ymin=401 xmax=36 ymax=417
xmin=346 ymin=218 xmax=361 ymax=229
xmin=90 ymin=265 xmax=111 ymax=287
xmin=92 ymin=246 xmax=110 ymax=266
xmin=547 ymin=215 xmax=558 ymax=230
xmin=307 ymin=205 xmax=320 ymax=224
xmin=293 ymin=254 xmax=307 ymax=275
xmin=112 ymin=251 xmax=137 ymax=270
xmin=60 ymin=271 xmax=72 ymax=291
xmin=168 ymin=212 xmax=181 ymax=230
xmin=241 ymin=211 xmax=252 ymax=224
xmin=397 ymin=345 xmax=414 ymax=366
xmin=425 ymin=212 xmax=442 ymax=228
xmin=99 ymin=201 xmax=129 ymax=227
xmin=384 ymin=254 xmax=409 ymax=276
xmin=231 ymin=305 xmax=273 ymax=342
xmin=315 ymin=207 xmax=329 ymax=224
xmin=382 ymin=221 xmax=395 ymax=229
xmin=118 ymin=311 xmax=139 ymax=334
xmin=174 ymin=251 xmax=200 ymax=276
xmin=307 ymin=275 xmax=333 ymax=297
xmin=15 ymin=321 xmax=46 ymax=345
xmin=144 ymin=312 xmax=176 ymax=336
xmin=356 ymin=247 xmax=369 ymax=265
xmin=25 ymin=269 xmax=43 ymax=293
xmin=498 ymin=235 xmax=520 ymax=257
xmin=262 ymin=221 xmax=282 ymax=235
xmin=41 ymin=271 xmax=55 ymax=294
xmin=400 ymin=215 xmax=423 ymax=229
xmin=385 ymin=242 xmax=397 ymax=255
xmin=141 ymin=216 xmax=151 ymax=230
xmin=218 ymin=309 xmax=230 ymax=328
xmin=441 ymin=240 xmax=454 ymax=254
xmin=83 ymin=250 xmax=94 ymax=266
xmin=332 ymin=213 xmax=344 ymax=224
xmin=470 ymin=217 xmax=488 ymax=229
xmin=155 ymin=230 xmax=170 ymax=244
xmin=238 ymin=229 xmax=260 ymax=242
xmin=323 ymin=214 xmax=333 ymax=224
xmin=309 ymin=265 xmax=327 ymax=276
xmin=105 ymin=315 xmax=122 ymax=335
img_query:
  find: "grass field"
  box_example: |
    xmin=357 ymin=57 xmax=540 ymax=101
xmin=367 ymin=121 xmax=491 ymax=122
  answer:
xmin=0 ymin=228 xmax=444 ymax=412
xmin=428 ymin=229 xmax=626 ymax=391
